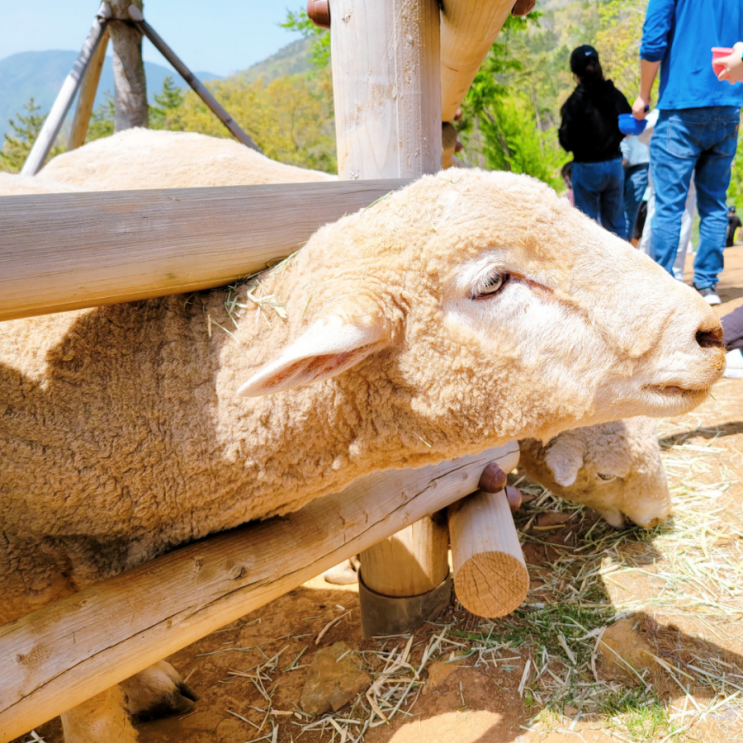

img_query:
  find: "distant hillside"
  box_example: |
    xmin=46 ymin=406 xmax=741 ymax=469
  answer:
xmin=238 ymin=38 xmax=313 ymax=85
xmin=0 ymin=50 xmax=220 ymax=138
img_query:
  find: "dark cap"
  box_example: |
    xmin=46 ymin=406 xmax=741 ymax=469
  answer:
xmin=570 ymin=45 xmax=599 ymax=76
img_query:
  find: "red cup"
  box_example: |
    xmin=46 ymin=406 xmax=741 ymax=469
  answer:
xmin=713 ymin=47 xmax=734 ymax=76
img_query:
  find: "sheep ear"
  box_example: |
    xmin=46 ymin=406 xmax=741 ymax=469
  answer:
xmin=545 ymin=437 xmax=585 ymax=487
xmin=236 ymin=313 xmax=389 ymax=397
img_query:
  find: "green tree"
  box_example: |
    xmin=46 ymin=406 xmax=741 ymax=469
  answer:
xmin=728 ymin=124 xmax=743 ymax=211
xmin=86 ymin=90 xmax=115 ymax=143
xmin=595 ymin=0 xmax=648 ymax=102
xmin=0 ymin=97 xmax=64 ymax=173
xmin=458 ymin=13 xmax=567 ymax=189
xmin=175 ymin=73 xmax=336 ymax=173
xmin=150 ymin=76 xmax=185 ymax=130
xmin=281 ymin=8 xmax=330 ymax=70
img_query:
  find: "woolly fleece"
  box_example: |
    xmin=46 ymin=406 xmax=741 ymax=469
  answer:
xmin=38 ymin=128 xmax=336 ymax=190
xmin=0 ymin=171 xmax=81 ymax=195
xmin=0 ymin=169 xmax=723 ymax=626
xmin=520 ymin=417 xmax=670 ymax=528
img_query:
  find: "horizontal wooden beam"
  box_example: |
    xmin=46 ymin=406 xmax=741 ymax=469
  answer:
xmin=440 ymin=0 xmax=515 ymax=121
xmin=0 ymin=442 xmax=519 ymax=742
xmin=0 ymin=179 xmax=408 ymax=322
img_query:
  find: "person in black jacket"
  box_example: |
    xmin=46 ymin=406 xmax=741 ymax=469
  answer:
xmin=559 ymin=46 xmax=632 ymax=238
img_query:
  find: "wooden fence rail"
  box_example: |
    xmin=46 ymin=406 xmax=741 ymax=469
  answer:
xmin=0 ymin=179 xmax=407 ymax=322
xmin=0 ymin=442 xmax=518 ymax=742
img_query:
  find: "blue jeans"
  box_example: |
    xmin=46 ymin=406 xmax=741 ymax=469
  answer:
xmin=572 ymin=158 xmax=627 ymax=239
xmin=624 ymin=163 xmax=649 ymax=241
xmin=649 ymin=106 xmax=740 ymax=289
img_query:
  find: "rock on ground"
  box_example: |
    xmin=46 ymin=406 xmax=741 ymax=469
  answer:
xmin=300 ymin=641 xmax=371 ymax=715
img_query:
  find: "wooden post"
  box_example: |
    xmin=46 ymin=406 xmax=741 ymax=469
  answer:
xmin=127 ymin=7 xmax=261 ymax=152
xmin=20 ymin=4 xmax=110 ymax=176
xmin=439 ymin=0 xmax=516 ymax=122
xmin=109 ymin=0 xmax=147 ymax=130
xmin=68 ymin=25 xmax=110 ymax=151
xmin=0 ymin=443 xmax=518 ymax=743
xmin=330 ymin=0 xmax=445 ymax=634
xmin=0 ymin=179 xmax=408 ymax=322
xmin=330 ymin=0 xmax=441 ymax=180
xmin=448 ymin=489 xmax=529 ymax=618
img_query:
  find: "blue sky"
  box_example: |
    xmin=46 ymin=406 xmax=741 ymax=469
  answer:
xmin=1 ymin=1 xmax=303 ymax=76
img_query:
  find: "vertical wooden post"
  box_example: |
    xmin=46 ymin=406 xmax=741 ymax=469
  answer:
xmin=109 ymin=0 xmax=148 ymax=130
xmin=330 ymin=0 xmax=444 ymax=636
xmin=68 ymin=25 xmax=110 ymax=151
xmin=20 ymin=4 xmax=110 ymax=175
xmin=330 ymin=0 xmax=441 ymax=180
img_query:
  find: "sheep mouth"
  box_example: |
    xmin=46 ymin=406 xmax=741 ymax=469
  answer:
xmin=644 ymin=383 xmax=708 ymax=398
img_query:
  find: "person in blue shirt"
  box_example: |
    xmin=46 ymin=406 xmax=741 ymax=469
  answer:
xmin=632 ymin=0 xmax=743 ymax=306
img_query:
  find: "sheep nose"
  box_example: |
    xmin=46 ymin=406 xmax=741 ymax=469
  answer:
xmin=695 ymin=323 xmax=724 ymax=350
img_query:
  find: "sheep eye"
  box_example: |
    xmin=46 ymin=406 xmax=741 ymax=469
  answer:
xmin=597 ymin=473 xmax=616 ymax=482
xmin=473 ymin=272 xmax=509 ymax=299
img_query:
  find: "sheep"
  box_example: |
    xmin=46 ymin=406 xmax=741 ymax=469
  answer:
xmin=519 ymin=417 xmax=669 ymax=529
xmin=37 ymin=128 xmax=336 ymax=191
xmin=0 ymin=168 xmax=724 ymax=743
xmin=0 ymin=171 xmax=81 ymax=195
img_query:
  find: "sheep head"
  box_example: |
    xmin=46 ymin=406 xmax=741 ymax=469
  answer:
xmin=235 ymin=170 xmax=723 ymax=462
xmin=519 ymin=418 xmax=670 ymax=529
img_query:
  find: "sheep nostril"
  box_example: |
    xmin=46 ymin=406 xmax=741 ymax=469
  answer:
xmin=695 ymin=327 xmax=724 ymax=350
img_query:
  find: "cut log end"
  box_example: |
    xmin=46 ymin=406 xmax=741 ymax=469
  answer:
xmin=453 ymin=551 xmax=529 ymax=618
xmin=448 ymin=488 xmax=529 ymax=619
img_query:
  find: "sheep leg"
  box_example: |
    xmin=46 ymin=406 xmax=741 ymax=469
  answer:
xmin=121 ymin=660 xmax=198 ymax=721
xmin=61 ymin=686 xmax=136 ymax=743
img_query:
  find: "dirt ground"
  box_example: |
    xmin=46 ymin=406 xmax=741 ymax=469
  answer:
xmin=21 ymin=244 xmax=743 ymax=743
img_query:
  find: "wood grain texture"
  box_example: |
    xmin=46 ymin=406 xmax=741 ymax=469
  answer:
xmin=0 ymin=179 xmax=408 ymax=322
xmin=109 ymin=0 xmax=148 ymax=130
xmin=448 ymin=489 xmax=529 ymax=617
xmin=20 ymin=7 xmax=109 ymax=176
xmin=330 ymin=0 xmax=442 ymax=179
xmin=68 ymin=26 xmax=110 ymax=151
xmin=440 ymin=0 xmax=515 ymax=121
xmin=0 ymin=443 xmax=518 ymax=742
xmin=360 ymin=515 xmax=449 ymax=597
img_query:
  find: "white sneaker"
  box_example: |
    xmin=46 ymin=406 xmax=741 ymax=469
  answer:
xmin=725 ymin=349 xmax=743 ymax=379
xmin=694 ymin=285 xmax=721 ymax=305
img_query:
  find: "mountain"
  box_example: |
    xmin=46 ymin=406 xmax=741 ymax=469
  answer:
xmin=238 ymin=38 xmax=313 ymax=85
xmin=0 ymin=50 xmax=220 ymax=137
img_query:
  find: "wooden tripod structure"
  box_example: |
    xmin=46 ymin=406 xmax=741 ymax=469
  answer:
xmin=21 ymin=2 xmax=259 ymax=176
xmin=1 ymin=0 xmax=530 ymax=738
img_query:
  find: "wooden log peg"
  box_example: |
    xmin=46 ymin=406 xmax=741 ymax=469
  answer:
xmin=512 ymin=0 xmax=537 ymax=16
xmin=448 ymin=481 xmax=529 ymax=618
xmin=307 ymin=0 xmax=331 ymax=29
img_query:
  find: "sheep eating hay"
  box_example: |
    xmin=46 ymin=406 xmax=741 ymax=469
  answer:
xmin=0 ymin=168 xmax=724 ymax=742
xmin=520 ymin=417 xmax=669 ymax=528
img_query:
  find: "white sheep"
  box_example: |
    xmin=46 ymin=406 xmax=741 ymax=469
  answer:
xmin=0 ymin=168 xmax=724 ymax=743
xmin=37 ymin=128 xmax=336 ymax=190
xmin=519 ymin=417 xmax=669 ymax=528
xmin=0 ymin=171 xmax=81 ymax=195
